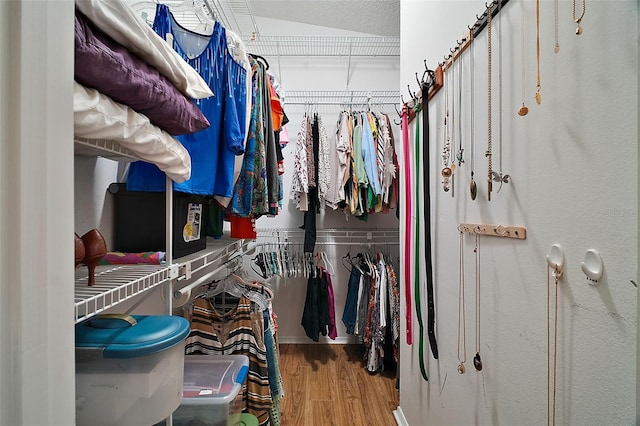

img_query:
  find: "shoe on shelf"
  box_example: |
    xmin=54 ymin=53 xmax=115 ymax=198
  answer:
xmin=80 ymin=228 xmax=107 ymax=286
xmin=75 ymin=233 xmax=85 ymax=268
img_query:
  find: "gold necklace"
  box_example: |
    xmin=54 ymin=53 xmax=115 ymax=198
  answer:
xmin=547 ymin=263 xmax=559 ymax=425
xmin=486 ymin=5 xmax=493 ymax=201
xmin=470 ymin=41 xmax=478 ymax=199
xmin=493 ymin=0 xmax=509 ymax=194
xmin=535 ymin=0 xmax=542 ymax=105
xmin=518 ymin=0 xmax=529 ymax=116
xmin=473 ymin=233 xmax=482 ymax=371
xmin=457 ymin=231 xmax=467 ymax=374
xmin=573 ymin=0 xmax=586 ymax=35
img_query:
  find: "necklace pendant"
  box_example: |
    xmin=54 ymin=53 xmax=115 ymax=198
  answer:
xmin=470 ymin=180 xmax=477 ymax=200
xmin=441 ymin=167 xmax=452 ymax=178
xmin=518 ymin=104 xmax=529 ymax=116
xmin=457 ymin=363 xmax=466 ymax=374
xmin=473 ymin=353 xmax=483 ymax=371
xmin=554 ymin=43 xmax=560 ymax=54
xmin=575 ymin=24 xmax=583 ymax=35
xmin=535 ymin=89 xmax=541 ymax=105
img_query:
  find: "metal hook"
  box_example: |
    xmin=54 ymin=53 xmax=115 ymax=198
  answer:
xmin=394 ymin=103 xmax=402 ymax=117
xmin=407 ymin=84 xmax=416 ymax=102
xmin=494 ymin=225 xmax=508 ymax=236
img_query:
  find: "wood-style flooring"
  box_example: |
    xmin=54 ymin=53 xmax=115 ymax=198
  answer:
xmin=277 ymin=344 xmax=399 ymax=426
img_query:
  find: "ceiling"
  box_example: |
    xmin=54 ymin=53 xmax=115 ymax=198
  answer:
xmin=248 ymin=0 xmax=400 ymax=36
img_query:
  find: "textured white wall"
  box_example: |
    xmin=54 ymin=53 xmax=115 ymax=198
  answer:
xmin=399 ymin=0 xmax=637 ymax=424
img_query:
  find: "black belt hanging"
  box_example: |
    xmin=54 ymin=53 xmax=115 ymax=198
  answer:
xmin=422 ymin=81 xmax=439 ymax=360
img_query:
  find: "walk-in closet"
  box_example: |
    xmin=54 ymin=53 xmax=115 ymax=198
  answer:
xmin=0 ymin=0 xmax=637 ymax=425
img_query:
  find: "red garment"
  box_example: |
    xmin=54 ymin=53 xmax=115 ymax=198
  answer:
xmin=229 ymin=215 xmax=256 ymax=239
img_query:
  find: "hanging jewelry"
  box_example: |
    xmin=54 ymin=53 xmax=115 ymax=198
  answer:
xmin=473 ymin=232 xmax=483 ymax=371
xmin=442 ymin=67 xmax=452 ymax=192
xmin=573 ymin=0 xmax=586 ymax=35
xmin=449 ymin=58 xmax=457 ymax=197
xmin=469 ymin=41 xmax=478 ymax=200
xmin=554 ymin=0 xmax=560 ymax=53
xmin=485 ymin=4 xmax=494 ymax=201
xmin=547 ymin=261 xmax=560 ymax=425
xmin=492 ymin=3 xmax=510 ymax=194
xmin=518 ymin=0 xmax=529 ymax=116
xmin=535 ymin=0 xmax=542 ymax=105
xmin=457 ymin=48 xmax=465 ymax=167
xmin=457 ymin=231 xmax=467 ymax=374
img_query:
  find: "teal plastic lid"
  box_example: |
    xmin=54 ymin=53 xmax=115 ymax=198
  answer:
xmin=75 ymin=315 xmax=190 ymax=358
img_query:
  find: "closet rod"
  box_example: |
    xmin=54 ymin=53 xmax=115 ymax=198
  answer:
xmin=174 ymin=256 xmax=243 ymax=299
xmin=252 ymin=241 xmax=399 ymax=247
xmin=285 ymin=101 xmax=400 ymax=106
xmin=256 ymin=228 xmax=399 ymax=237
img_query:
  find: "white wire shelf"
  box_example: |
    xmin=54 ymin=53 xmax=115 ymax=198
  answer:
xmin=242 ymin=35 xmax=400 ymax=57
xmin=174 ymin=238 xmax=249 ymax=281
xmin=283 ymin=90 xmax=400 ymax=106
xmin=74 ymin=264 xmax=174 ymax=323
xmin=255 ymin=228 xmax=399 ymax=246
xmin=74 ymin=137 xmax=140 ymax=162
xmin=74 ymin=238 xmax=249 ymax=323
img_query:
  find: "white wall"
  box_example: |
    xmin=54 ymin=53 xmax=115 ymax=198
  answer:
xmin=399 ymin=1 xmax=637 ymax=425
xmin=0 ymin=1 xmax=75 ymax=425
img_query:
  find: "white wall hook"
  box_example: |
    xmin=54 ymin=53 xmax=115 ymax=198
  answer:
xmin=581 ymin=249 xmax=603 ymax=285
xmin=545 ymin=244 xmax=565 ymax=277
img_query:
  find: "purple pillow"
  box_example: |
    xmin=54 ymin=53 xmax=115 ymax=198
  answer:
xmin=74 ymin=10 xmax=209 ymax=136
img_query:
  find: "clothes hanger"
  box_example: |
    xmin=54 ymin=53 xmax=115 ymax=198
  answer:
xmin=229 ymin=273 xmax=274 ymax=301
xmin=202 ymin=274 xmax=270 ymax=311
xmin=320 ymin=251 xmax=335 ymax=276
xmin=248 ymin=53 xmax=270 ymax=70
xmin=128 ymin=0 xmax=159 ymax=25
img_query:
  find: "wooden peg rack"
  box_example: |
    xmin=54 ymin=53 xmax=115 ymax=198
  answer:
xmin=458 ymin=223 xmax=527 ymax=240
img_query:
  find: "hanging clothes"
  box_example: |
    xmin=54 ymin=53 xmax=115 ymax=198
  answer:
xmin=186 ymin=296 xmax=272 ymax=426
xmin=325 ymin=111 xmax=349 ymax=209
xmin=341 ymin=252 xmax=399 ymax=374
xmin=127 ymin=4 xmax=247 ymax=197
xmin=290 ymin=115 xmax=310 ymax=211
xmin=360 ymin=112 xmax=382 ymax=197
xmin=231 ymin=58 xmax=268 ymax=217
xmin=300 ymin=269 xmax=329 ymax=342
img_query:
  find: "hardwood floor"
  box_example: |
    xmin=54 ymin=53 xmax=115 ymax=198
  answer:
xmin=277 ymin=344 xmax=399 ymax=426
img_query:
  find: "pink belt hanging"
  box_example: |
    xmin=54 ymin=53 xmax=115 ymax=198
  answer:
xmin=401 ymin=109 xmax=413 ymax=345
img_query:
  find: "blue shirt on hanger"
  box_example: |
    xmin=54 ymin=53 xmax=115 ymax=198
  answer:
xmin=127 ymin=4 xmax=247 ymax=197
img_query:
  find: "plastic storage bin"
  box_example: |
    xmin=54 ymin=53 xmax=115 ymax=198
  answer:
xmin=108 ymin=182 xmax=208 ymax=258
xmin=172 ymin=355 xmax=250 ymax=426
xmin=75 ymin=314 xmax=191 ymax=426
